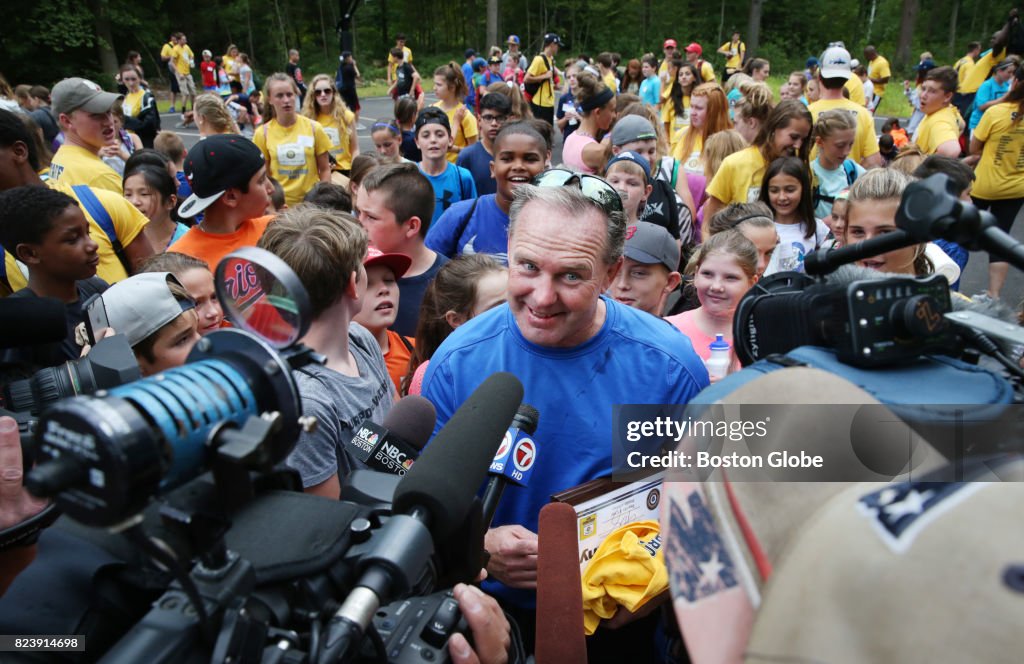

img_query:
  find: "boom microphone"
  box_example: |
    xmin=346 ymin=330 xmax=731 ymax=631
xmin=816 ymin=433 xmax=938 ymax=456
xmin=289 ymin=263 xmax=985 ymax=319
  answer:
xmin=0 ymin=297 xmax=68 ymax=349
xmin=481 ymin=404 xmax=540 ymax=527
xmin=318 ymin=372 xmax=524 ymax=664
xmin=804 ymin=229 xmax=916 ymax=276
xmin=344 ymin=395 xmax=436 ymax=475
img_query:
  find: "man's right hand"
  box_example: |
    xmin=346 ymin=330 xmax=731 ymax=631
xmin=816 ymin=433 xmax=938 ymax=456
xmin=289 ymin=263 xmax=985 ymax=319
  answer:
xmin=484 ymin=525 xmax=538 ymax=589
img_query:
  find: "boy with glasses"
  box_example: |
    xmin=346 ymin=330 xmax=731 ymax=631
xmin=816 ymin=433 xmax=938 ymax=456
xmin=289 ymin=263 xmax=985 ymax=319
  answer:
xmin=457 ymin=93 xmax=512 ymax=195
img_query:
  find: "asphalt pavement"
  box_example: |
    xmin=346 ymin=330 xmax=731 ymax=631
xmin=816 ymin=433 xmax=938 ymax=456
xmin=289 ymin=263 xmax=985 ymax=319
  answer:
xmin=161 ymin=100 xmax=1022 ymax=303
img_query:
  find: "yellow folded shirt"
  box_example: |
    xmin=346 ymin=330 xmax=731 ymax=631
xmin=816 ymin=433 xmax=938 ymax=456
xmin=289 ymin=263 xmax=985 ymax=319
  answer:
xmin=580 ymin=520 xmax=668 ymax=634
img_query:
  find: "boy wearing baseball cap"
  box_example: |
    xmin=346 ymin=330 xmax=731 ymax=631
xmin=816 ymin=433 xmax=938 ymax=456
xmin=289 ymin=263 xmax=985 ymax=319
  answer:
xmin=414 ymin=108 xmax=476 ymax=226
xmin=608 ymin=221 xmax=681 ymax=317
xmin=48 ymin=78 xmax=124 ymax=194
xmin=808 ymin=44 xmax=882 ymax=168
xmin=353 ymin=247 xmax=414 ymax=392
xmin=170 ymin=134 xmax=275 ymax=269
xmin=659 ymin=39 xmax=679 ymax=84
xmin=684 ymin=43 xmax=716 ymax=82
xmin=610 ymin=115 xmax=689 ymax=241
xmin=100 ymin=272 xmax=200 ymax=376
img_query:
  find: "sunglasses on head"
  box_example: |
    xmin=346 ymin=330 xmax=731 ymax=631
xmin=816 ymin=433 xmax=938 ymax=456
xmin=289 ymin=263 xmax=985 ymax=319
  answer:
xmin=532 ymin=168 xmax=624 ymax=215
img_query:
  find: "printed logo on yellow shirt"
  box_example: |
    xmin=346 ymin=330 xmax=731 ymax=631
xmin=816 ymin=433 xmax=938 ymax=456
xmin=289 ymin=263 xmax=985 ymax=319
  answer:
xmin=580 ymin=514 xmax=598 ymax=539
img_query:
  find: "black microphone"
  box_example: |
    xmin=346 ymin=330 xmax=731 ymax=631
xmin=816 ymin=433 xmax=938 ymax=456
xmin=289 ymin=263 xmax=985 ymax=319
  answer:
xmin=0 ymin=297 xmax=68 ymax=349
xmin=344 ymin=395 xmax=436 ymax=476
xmin=897 ymin=173 xmax=1024 ymax=272
xmin=318 ymin=372 xmax=524 ymax=664
xmin=341 ymin=395 xmax=436 ymax=508
xmin=481 ymin=404 xmax=540 ymax=527
xmin=804 ymin=229 xmax=917 ymax=276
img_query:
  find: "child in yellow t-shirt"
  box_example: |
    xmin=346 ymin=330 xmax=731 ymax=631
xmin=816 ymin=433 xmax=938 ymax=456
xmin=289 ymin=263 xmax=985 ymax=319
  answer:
xmin=254 ymin=74 xmax=332 ymax=206
xmin=301 ymin=74 xmax=359 ymax=174
xmin=431 ymin=62 xmax=478 ymax=163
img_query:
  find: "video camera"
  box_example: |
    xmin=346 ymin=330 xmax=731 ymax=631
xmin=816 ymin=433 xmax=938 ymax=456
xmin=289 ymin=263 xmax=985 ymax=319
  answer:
xmin=4 ymin=248 xmax=527 ymax=663
xmin=733 ymin=174 xmax=1024 ymax=381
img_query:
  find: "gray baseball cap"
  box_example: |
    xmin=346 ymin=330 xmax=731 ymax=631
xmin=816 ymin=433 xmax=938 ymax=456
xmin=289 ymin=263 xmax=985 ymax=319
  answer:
xmin=623 ymin=221 xmax=679 ymax=272
xmin=51 ymin=78 xmax=123 ymax=116
xmin=101 ymin=273 xmax=196 ymax=347
xmin=610 ymin=115 xmax=658 ymax=147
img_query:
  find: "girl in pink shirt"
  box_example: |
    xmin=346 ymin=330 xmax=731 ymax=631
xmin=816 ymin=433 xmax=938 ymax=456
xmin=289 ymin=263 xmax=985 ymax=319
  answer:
xmin=665 ymin=230 xmax=757 ymax=375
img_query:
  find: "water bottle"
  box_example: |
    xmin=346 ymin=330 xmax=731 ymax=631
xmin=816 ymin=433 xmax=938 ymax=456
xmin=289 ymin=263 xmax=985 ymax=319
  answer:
xmin=706 ymin=334 xmax=731 ymax=380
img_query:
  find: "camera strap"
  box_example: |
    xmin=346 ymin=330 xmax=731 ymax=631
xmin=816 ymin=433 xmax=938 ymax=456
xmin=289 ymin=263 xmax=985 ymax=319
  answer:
xmin=0 ymin=503 xmax=60 ymax=551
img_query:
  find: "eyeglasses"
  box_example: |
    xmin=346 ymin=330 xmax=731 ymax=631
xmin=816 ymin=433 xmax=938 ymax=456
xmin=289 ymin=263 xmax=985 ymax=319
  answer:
xmin=532 ymin=168 xmax=624 ymax=215
xmin=480 ymin=113 xmax=507 ymax=125
xmin=315 ymin=88 xmax=334 ymax=96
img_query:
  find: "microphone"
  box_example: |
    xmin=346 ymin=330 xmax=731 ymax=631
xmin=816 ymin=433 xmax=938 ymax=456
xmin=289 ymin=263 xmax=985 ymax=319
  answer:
xmin=0 ymin=297 xmax=68 ymax=349
xmin=897 ymin=173 xmax=1024 ymax=272
xmin=481 ymin=404 xmax=540 ymax=527
xmin=803 ymin=229 xmax=916 ymax=276
xmin=318 ymin=372 xmax=524 ymax=664
xmin=345 ymin=395 xmax=436 ymax=476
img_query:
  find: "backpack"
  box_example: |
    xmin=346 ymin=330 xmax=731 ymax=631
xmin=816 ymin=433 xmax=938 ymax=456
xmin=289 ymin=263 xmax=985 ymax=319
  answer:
xmin=812 ymin=159 xmax=859 ymax=208
xmin=524 ymin=55 xmax=550 ymax=100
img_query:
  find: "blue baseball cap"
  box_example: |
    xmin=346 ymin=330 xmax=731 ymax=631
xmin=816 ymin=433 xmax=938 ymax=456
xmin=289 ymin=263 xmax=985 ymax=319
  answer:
xmin=507 ymin=35 xmax=520 ymax=45
xmin=605 ymin=151 xmax=652 ymax=182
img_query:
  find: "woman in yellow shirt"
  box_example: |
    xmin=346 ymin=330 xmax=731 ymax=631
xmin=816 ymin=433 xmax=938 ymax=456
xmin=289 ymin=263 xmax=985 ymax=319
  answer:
xmin=254 ymin=73 xmax=332 ymax=206
xmin=704 ymin=99 xmax=812 ymax=229
xmin=301 ymin=74 xmax=359 ymax=176
xmin=672 ymin=83 xmax=733 ymax=212
xmin=968 ymin=65 xmax=1024 ymax=298
xmin=666 ymin=63 xmax=700 ymax=149
xmin=432 ymin=62 xmax=478 ymax=163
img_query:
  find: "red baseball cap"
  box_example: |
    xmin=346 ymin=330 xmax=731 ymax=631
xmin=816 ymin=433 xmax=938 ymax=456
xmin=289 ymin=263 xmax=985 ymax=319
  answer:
xmin=685 ymin=42 xmax=702 ymax=55
xmin=663 ymin=39 xmax=678 ymax=49
xmin=364 ymin=246 xmax=412 ymax=279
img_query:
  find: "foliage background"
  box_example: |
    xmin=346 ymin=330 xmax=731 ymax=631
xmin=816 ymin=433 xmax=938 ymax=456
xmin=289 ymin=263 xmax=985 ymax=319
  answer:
xmin=0 ymin=0 xmax=1009 ymax=90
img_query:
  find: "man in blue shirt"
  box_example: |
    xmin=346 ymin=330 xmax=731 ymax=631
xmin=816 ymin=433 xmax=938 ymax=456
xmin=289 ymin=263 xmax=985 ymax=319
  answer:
xmin=421 ymin=184 xmax=708 ymax=624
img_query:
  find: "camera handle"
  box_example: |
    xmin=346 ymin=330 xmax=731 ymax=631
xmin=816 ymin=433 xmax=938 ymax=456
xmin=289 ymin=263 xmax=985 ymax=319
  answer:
xmin=99 ymin=413 xmax=303 ymax=663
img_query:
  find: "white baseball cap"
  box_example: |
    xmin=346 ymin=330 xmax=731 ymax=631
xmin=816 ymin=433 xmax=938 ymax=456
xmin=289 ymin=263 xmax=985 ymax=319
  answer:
xmin=101 ymin=273 xmax=196 ymax=347
xmin=819 ymin=44 xmax=853 ymax=79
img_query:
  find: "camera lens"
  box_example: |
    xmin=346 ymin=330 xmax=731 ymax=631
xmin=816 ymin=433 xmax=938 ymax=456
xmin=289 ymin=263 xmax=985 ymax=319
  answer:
xmin=4 ymin=362 xmax=81 ymax=415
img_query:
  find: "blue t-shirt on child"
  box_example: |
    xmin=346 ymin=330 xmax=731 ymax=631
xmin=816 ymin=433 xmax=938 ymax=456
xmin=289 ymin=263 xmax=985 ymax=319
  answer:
xmin=811 ymin=157 xmax=865 ymax=220
xmin=419 ymin=162 xmax=478 ymax=226
xmin=425 ymin=194 xmax=509 ymax=263
xmin=969 ymin=77 xmax=1011 ymax=130
xmin=639 ymin=75 xmax=661 ymax=107
xmin=456 ymin=141 xmax=496 ymax=196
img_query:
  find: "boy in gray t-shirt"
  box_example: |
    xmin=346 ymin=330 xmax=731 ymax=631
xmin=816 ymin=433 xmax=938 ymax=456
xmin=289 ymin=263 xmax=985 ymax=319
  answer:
xmin=258 ymin=205 xmax=395 ymax=498
xmin=290 ymin=323 xmax=393 ymax=487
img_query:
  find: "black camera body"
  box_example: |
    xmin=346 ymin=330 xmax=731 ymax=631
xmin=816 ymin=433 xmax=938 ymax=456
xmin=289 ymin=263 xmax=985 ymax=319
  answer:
xmin=370 ymin=590 xmax=471 ymax=663
xmin=736 ymin=271 xmax=955 ymax=368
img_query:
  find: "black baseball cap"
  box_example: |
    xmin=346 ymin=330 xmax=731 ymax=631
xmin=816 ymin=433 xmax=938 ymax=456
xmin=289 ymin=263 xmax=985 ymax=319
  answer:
xmin=415 ymin=107 xmax=451 ymax=134
xmin=179 ymin=134 xmax=265 ymax=219
xmin=543 ymin=33 xmax=562 ymax=46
